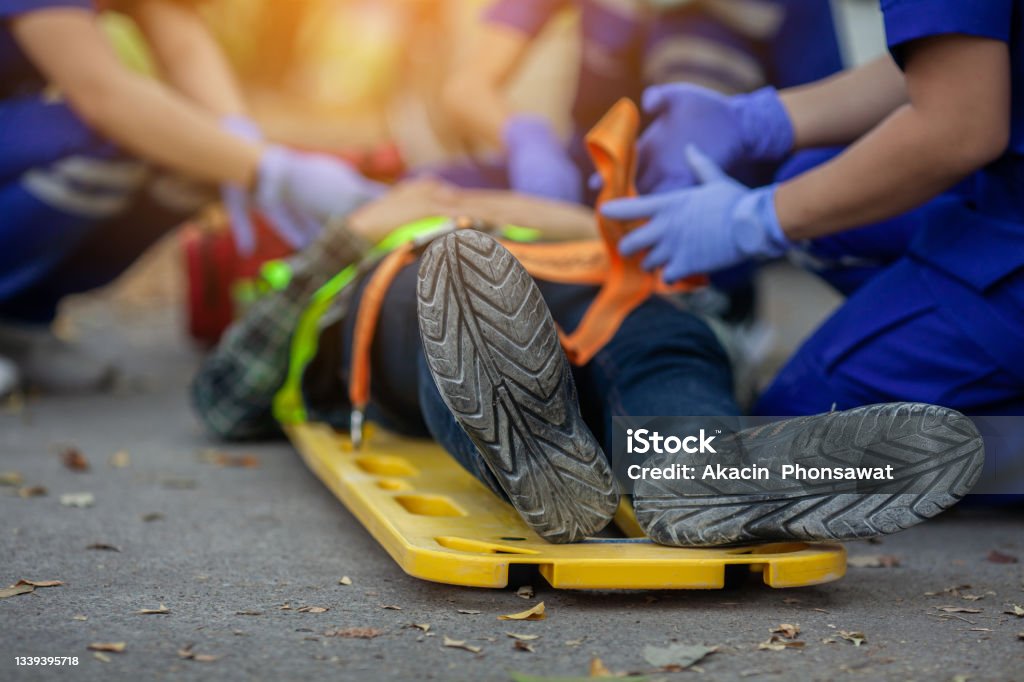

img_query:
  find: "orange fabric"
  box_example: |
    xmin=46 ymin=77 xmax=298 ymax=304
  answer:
xmin=349 ymin=246 xmax=417 ymax=409
xmin=556 ymin=98 xmax=706 ymax=366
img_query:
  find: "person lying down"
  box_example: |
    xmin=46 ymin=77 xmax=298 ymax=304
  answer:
xmin=193 ymin=179 xmax=985 ymax=548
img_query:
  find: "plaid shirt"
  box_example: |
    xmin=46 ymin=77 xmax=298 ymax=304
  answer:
xmin=191 ymin=224 xmax=370 ymax=440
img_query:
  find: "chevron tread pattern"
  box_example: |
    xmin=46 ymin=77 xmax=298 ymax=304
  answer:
xmin=416 ymin=230 xmax=618 ymax=543
xmin=634 ymin=403 xmax=985 ymax=547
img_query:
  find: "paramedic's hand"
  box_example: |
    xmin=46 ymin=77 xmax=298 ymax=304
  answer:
xmin=220 ymin=115 xmax=265 ymax=255
xmin=256 ymin=146 xmax=387 ymax=250
xmin=503 ymin=115 xmax=583 ymax=204
xmin=221 ymin=117 xmax=333 ymax=254
xmin=602 ymin=146 xmax=790 ymax=282
xmin=635 ymin=84 xmax=794 ymax=194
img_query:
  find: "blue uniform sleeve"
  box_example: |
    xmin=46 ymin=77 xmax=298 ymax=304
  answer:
xmin=1 ymin=0 xmax=93 ymax=21
xmin=482 ymin=0 xmax=569 ymax=39
xmin=882 ymin=0 xmax=1013 ymax=67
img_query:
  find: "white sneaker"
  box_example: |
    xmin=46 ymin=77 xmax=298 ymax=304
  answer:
xmin=0 ymin=323 xmax=115 ymax=394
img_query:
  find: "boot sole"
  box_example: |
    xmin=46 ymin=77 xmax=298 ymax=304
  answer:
xmin=416 ymin=230 xmax=618 ymax=543
xmin=635 ymin=403 xmax=985 ymax=547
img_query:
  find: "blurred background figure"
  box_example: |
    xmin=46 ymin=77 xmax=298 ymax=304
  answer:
xmin=0 ymin=0 xmax=383 ymax=395
xmin=430 ymin=0 xmax=845 ymax=205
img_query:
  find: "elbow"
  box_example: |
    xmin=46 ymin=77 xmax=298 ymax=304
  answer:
xmin=951 ymin=117 xmax=1010 ymax=173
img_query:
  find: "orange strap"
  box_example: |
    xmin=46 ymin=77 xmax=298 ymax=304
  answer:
xmin=553 ymin=98 xmax=706 ymax=366
xmin=349 ymin=245 xmax=417 ymax=410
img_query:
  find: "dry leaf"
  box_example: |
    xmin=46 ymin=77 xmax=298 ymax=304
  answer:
xmin=381 ymin=604 xmax=402 ymax=611
xmin=17 ymin=579 xmax=63 ymax=588
xmin=279 ymin=604 xmax=292 ymax=610
xmin=177 ymin=645 xmax=218 ymax=662
xmin=442 ymin=636 xmax=481 ymax=654
xmin=961 ymin=594 xmax=985 ymax=602
xmin=758 ymin=636 xmax=805 ymax=651
xmin=0 ymin=583 xmax=35 ymax=599
xmin=847 ymin=555 xmax=900 ymax=568
xmin=590 ymin=657 xmax=612 ymax=677
xmin=93 ymin=652 xmax=111 ymax=663
xmin=0 ymin=471 xmax=23 ymax=486
xmin=782 ymin=597 xmax=802 ymax=605
xmin=87 ymin=543 xmax=120 ymax=552
xmin=516 ymin=585 xmax=534 ymax=600
xmin=60 ymin=492 xmax=94 ymax=508
xmin=17 ymin=486 xmax=47 ymax=498
xmin=499 ymin=602 xmax=545 ymax=621
xmin=61 ymin=447 xmax=90 ymax=472
xmin=409 ymin=623 xmax=430 ymax=633
xmin=838 ymin=631 xmax=866 ymax=647
xmin=457 ymin=609 xmax=481 ymax=615
xmin=513 ymin=640 xmax=534 ymax=653
xmin=236 ymin=610 xmax=263 ymax=616
xmin=564 ymin=638 xmax=583 ymax=647
xmin=506 ymin=633 xmax=539 ymax=641
xmin=297 ymin=606 xmax=329 ymax=614
xmin=109 ymin=451 xmax=130 ymax=468
xmin=643 ymin=643 xmax=719 ymax=669
xmin=73 ymin=615 xmax=88 ymax=621
xmin=1004 ymin=604 xmax=1024 ymax=617
xmin=141 ymin=512 xmax=164 ymax=522
xmin=222 ymin=453 xmax=260 ymax=468
xmin=138 ymin=604 xmax=169 ymax=615
xmin=937 ymin=606 xmax=982 ymax=614
xmin=771 ymin=623 xmax=800 ymax=639
xmin=88 ymin=642 xmax=126 ymax=653
xmin=200 ymin=450 xmax=260 ymax=468
xmin=987 ymin=550 xmax=1019 ymax=564
xmin=338 ymin=576 xmax=352 ymax=586
xmin=325 ymin=627 xmax=383 ymax=639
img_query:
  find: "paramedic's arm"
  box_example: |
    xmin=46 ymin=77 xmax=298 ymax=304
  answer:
xmin=130 ymin=0 xmax=246 ymax=116
xmin=441 ymin=22 xmax=535 ymax=149
xmin=776 ymin=35 xmax=1010 ymax=240
xmin=780 ymin=55 xmax=909 ymax=149
xmin=12 ymin=8 xmax=260 ymax=185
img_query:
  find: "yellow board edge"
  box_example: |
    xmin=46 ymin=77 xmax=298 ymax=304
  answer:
xmin=286 ymin=422 xmax=847 ymax=590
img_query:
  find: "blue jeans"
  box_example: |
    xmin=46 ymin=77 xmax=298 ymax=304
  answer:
xmin=336 ymin=260 xmax=739 ymax=495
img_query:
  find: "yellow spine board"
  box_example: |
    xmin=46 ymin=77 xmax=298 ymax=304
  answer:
xmin=286 ymin=422 xmax=847 ymax=590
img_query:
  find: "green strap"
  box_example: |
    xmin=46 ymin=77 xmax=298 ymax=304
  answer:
xmin=271 ymin=218 xmax=540 ymax=425
xmin=272 ymin=217 xmax=448 ymax=425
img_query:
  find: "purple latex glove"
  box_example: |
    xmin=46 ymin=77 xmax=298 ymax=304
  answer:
xmin=220 ymin=115 xmax=263 ymax=255
xmin=503 ymin=115 xmax=583 ymax=204
xmin=633 ymin=84 xmax=794 ymax=194
xmin=255 ymin=147 xmax=387 ymax=250
xmin=602 ymin=146 xmax=790 ymax=283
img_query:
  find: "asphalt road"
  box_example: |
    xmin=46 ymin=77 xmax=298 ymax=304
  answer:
xmin=2 ymin=269 xmax=1023 ymax=682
